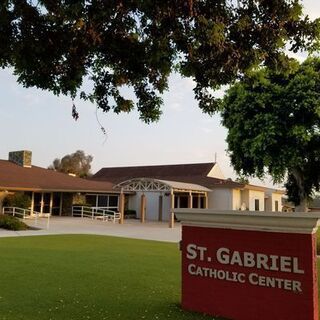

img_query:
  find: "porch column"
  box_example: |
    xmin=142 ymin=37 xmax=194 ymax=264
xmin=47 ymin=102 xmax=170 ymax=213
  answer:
xmin=158 ymin=195 xmax=163 ymax=221
xmin=188 ymin=192 xmax=192 ymax=209
xmin=204 ymin=192 xmax=208 ymax=209
xmin=140 ymin=194 xmax=146 ymax=223
xmin=31 ymin=192 xmax=34 ymax=215
xmin=40 ymin=193 xmax=44 ymax=215
xmin=119 ymin=191 xmax=125 ymax=224
xmin=49 ymin=193 xmax=53 ymax=215
xmin=59 ymin=193 xmax=63 ymax=216
xmin=169 ymin=189 xmax=175 ymax=228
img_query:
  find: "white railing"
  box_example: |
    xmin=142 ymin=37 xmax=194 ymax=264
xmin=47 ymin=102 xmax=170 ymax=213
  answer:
xmin=2 ymin=207 xmax=50 ymax=229
xmin=3 ymin=206 xmax=30 ymax=219
xmin=72 ymin=206 xmax=121 ymax=223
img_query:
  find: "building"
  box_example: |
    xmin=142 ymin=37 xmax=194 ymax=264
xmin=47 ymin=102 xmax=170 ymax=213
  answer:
xmin=0 ymin=151 xmax=117 ymax=215
xmin=0 ymin=151 xmax=284 ymax=228
xmin=92 ymin=162 xmax=284 ymax=226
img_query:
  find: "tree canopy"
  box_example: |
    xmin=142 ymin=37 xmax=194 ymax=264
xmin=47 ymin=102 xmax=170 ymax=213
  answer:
xmin=1 ymin=1 xmax=319 ymax=122
xmin=221 ymin=57 xmax=320 ymax=210
xmin=48 ymin=150 xmax=93 ymax=178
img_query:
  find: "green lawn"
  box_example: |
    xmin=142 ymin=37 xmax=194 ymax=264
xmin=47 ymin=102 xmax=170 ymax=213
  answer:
xmin=0 ymin=235 xmax=319 ymax=320
xmin=0 ymin=235 xmax=216 ymax=320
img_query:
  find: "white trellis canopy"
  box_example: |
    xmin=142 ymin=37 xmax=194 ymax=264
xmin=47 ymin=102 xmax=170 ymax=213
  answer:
xmin=113 ymin=178 xmax=210 ymax=193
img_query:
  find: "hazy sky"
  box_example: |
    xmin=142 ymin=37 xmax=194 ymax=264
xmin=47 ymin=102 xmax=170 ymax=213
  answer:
xmin=0 ymin=0 xmax=319 ymax=186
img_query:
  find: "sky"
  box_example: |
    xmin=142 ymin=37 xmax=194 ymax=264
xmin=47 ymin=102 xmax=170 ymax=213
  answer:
xmin=0 ymin=0 xmax=319 ymax=187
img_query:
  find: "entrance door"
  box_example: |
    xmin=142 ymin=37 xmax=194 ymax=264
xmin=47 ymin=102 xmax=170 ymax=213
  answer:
xmin=52 ymin=193 xmax=61 ymax=215
xmin=42 ymin=193 xmax=51 ymax=213
xmin=33 ymin=193 xmax=42 ymax=213
xmin=33 ymin=192 xmax=51 ymax=213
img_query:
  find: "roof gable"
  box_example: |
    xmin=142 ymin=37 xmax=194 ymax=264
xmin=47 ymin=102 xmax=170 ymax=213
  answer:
xmin=93 ymin=162 xmax=215 ymax=181
xmin=92 ymin=162 xmax=244 ymax=189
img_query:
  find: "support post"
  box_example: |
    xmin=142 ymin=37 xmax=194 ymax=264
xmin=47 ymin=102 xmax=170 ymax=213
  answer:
xmin=188 ymin=192 xmax=192 ymax=209
xmin=140 ymin=194 xmax=146 ymax=223
xmin=31 ymin=192 xmax=34 ymax=216
xmin=40 ymin=193 xmax=44 ymax=215
xmin=158 ymin=195 xmax=163 ymax=221
xmin=204 ymin=193 xmax=208 ymax=209
xmin=59 ymin=193 xmax=63 ymax=216
xmin=119 ymin=191 xmax=125 ymax=224
xmin=49 ymin=192 xmax=53 ymax=215
xmin=169 ymin=189 xmax=175 ymax=228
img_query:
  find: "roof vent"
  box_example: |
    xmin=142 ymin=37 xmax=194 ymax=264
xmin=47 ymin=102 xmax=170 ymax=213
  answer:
xmin=8 ymin=150 xmax=32 ymax=168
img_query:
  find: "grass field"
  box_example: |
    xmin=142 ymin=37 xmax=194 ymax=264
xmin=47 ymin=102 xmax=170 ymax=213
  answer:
xmin=0 ymin=235 xmax=319 ymax=320
xmin=0 ymin=235 xmax=216 ymax=320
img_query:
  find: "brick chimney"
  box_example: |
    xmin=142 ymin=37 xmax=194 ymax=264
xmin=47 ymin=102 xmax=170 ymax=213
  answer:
xmin=8 ymin=150 xmax=32 ymax=168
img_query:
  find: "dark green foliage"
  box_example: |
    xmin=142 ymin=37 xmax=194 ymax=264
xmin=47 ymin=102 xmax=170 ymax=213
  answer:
xmin=221 ymin=57 xmax=320 ymax=208
xmin=48 ymin=150 xmax=93 ymax=178
xmin=124 ymin=209 xmax=137 ymax=218
xmin=1 ymin=1 xmax=319 ymax=122
xmin=235 ymin=176 xmax=249 ymax=184
xmin=0 ymin=215 xmax=29 ymax=230
xmin=3 ymin=192 xmax=31 ymax=209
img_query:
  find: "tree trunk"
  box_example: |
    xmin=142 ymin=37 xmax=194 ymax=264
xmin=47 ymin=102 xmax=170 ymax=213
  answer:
xmin=292 ymin=168 xmax=308 ymax=213
xmin=295 ymin=198 xmax=308 ymax=213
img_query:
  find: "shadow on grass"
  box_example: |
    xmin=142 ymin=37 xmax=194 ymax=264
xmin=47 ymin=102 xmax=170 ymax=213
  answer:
xmin=171 ymin=303 xmax=229 ymax=320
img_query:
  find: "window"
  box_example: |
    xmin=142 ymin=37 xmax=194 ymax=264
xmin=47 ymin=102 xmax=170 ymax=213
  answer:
xmin=192 ymin=196 xmax=198 ymax=208
xmin=275 ymin=200 xmax=279 ymax=212
xmin=97 ymin=195 xmax=108 ymax=207
xmin=200 ymin=196 xmax=205 ymax=209
xmin=179 ymin=195 xmax=188 ymax=208
xmin=254 ymin=199 xmax=260 ymax=211
xmin=86 ymin=195 xmax=96 ymax=206
xmin=108 ymin=196 xmax=118 ymax=207
xmin=85 ymin=194 xmax=119 ymax=209
xmin=174 ymin=196 xmax=178 ymax=208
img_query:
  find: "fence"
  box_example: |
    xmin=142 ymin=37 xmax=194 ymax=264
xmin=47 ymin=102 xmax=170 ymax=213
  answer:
xmin=2 ymin=207 xmax=50 ymax=229
xmin=72 ymin=206 xmax=120 ymax=223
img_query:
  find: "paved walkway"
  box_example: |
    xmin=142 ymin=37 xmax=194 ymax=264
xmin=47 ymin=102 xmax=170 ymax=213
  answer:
xmin=0 ymin=217 xmax=181 ymax=243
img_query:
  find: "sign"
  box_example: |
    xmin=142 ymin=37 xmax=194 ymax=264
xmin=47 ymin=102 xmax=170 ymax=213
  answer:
xmin=176 ymin=210 xmax=320 ymax=320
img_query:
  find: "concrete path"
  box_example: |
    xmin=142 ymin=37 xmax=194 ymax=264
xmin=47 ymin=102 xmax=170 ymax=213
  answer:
xmin=0 ymin=217 xmax=181 ymax=243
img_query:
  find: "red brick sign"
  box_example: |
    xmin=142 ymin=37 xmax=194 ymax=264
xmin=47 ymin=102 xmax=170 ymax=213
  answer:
xmin=178 ymin=212 xmax=319 ymax=320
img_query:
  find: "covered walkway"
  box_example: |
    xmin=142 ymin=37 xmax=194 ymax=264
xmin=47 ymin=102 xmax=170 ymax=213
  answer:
xmin=114 ymin=177 xmax=210 ymax=228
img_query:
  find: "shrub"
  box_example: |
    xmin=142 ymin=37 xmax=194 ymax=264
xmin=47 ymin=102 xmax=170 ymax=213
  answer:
xmin=72 ymin=193 xmax=87 ymax=206
xmin=0 ymin=215 xmax=29 ymax=230
xmin=3 ymin=193 xmax=31 ymax=209
xmin=124 ymin=209 xmax=136 ymax=218
xmin=72 ymin=203 xmax=92 ymax=207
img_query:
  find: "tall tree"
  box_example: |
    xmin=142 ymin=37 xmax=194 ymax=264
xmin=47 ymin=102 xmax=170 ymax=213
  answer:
xmin=49 ymin=150 xmax=93 ymax=178
xmin=0 ymin=1 xmax=319 ymax=122
xmin=221 ymin=57 xmax=320 ymax=211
